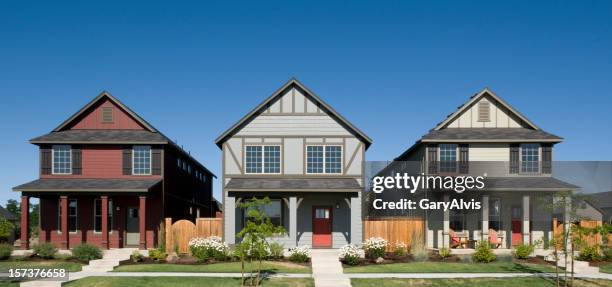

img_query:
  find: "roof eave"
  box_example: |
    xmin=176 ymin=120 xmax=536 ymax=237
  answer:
xmin=420 ymin=138 xmax=563 ymax=143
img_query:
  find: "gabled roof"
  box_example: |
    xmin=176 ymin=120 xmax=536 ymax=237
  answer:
xmin=434 ymin=88 xmax=540 ymax=131
xmin=215 ymin=78 xmax=373 ymax=149
xmin=53 ymin=91 xmax=157 ymax=132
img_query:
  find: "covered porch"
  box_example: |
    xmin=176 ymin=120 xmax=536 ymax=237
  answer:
xmin=13 ymin=178 xmax=162 ymax=250
xmin=224 ymin=178 xmax=363 ymax=248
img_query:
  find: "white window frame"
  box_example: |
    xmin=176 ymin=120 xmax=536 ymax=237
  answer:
xmin=305 ymin=145 xmax=343 ymax=175
xmin=132 ymin=145 xmax=152 ymax=175
xmin=244 ymin=145 xmax=282 ymax=174
xmin=52 ymin=145 xmax=72 ymax=175
xmin=438 ymin=143 xmax=458 ymax=173
xmin=520 ymin=143 xmax=541 ymax=174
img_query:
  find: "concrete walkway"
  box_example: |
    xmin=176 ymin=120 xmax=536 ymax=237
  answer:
xmin=346 ymin=272 xmax=612 ymax=280
xmin=310 ymin=249 xmax=350 ymax=287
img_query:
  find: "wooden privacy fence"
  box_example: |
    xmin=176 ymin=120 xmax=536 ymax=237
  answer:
xmin=165 ymin=218 xmax=222 ymax=254
xmin=364 ymin=217 xmax=425 ymax=251
xmin=552 ymin=218 xmax=605 ymax=248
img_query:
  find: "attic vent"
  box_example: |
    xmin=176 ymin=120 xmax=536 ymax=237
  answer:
xmin=478 ymin=101 xmax=490 ymax=122
xmin=102 ymin=107 xmax=113 ymax=123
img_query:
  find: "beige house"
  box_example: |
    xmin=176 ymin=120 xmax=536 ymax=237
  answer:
xmin=216 ymin=79 xmax=372 ymax=248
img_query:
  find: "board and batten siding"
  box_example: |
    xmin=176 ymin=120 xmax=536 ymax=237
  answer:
xmin=445 ymin=96 xmax=528 ymax=129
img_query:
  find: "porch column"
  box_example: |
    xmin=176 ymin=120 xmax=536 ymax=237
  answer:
xmin=350 ymin=193 xmax=362 ymax=244
xmin=139 ymin=196 xmax=146 ymax=250
xmin=60 ymin=196 xmax=68 ymax=249
xmin=289 ymin=197 xmax=297 ymax=247
xmin=224 ymin=194 xmax=236 ymax=244
xmin=481 ymin=195 xmax=489 ymax=241
xmin=442 ymin=194 xmax=450 ymax=248
xmin=522 ymin=195 xmax=530 ymax=244
xmin=101 ymin=196 xmax=109 ymax=249
xmin=20 ymin=195 xmax=29 ymax=250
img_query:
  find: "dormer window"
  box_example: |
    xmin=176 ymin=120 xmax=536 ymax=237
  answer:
xmin=102 ymin=107 xmax=113 ymax=123
xmin=478 ymin=101 xmax=490 ymax=122
xmin=52 ymin=145 xmax=72 ymax=174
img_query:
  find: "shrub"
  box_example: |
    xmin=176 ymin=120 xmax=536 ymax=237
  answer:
xmin=514 ymin=244 xmax=535 ymax=260
xmin=288 ymin=245 xmax=310 ymax=263
xmin=577 ymin=246 xmax=602 ymax=262
xmin=131 ymin=250 xmax=143 ymax=263
xmin=0 ymin=218 xmax=14 ymax=242
xmin=0 ymin=243 xmax=13 ymax=260
xmin=438 ymin=247 xmax=451 ymax=259
xmin=363 ymin=237 xmax=387 ymax=259
xmin=393 ymin=242 xmax=407 ymax=257
xmin=603 ymin=246 xmax=612 ymax=261
xmin=71 ymin=244 xmax=102 ymax=262
xmin=339 ymin=244 xmax=362 ymax=266
xmin=269 ymin=242 xmax=284 ymax=260
xmin=188 ymin=236 xmax=230 ymax=261
xmin=148 ymin=248 xmax=167 ymax=261
xmin=33 ymin=243 xmax=58 ymax=259
xmin=473 ymin=241 xmax=496 ymax=263
xmin=411 ymin=239 xmax=428 ymax=262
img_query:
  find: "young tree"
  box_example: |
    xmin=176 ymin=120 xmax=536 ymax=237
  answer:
xmin=5 ymin=199 xmax=20 ymax=236
xmin=0 ymin=218 xmax=14 ymax=242
xmin=237 ymin=197 xmax=286 ymax=286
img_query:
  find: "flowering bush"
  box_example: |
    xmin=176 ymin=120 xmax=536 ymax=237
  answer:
xmin=288 ymin=245 xmax=311 ymax=263
xmin=188 ymin=236 xmax=230 ymax=261
xmin=393 ymin=241 xmax=408 ymax=257
xmin=339 ymin=244 xmax=363 ymax=265
xmin=363 ymin=237 xmax=388 ymax=259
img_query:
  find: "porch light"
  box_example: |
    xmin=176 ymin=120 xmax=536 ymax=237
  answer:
xmin=335 ymin=203 xmax=340 ymax=209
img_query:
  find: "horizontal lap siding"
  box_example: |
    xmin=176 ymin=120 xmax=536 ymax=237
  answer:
xmin=236 ymin=115 xmax=351 ymax=136
xmin=70 ymin=98 xmax=146 ymax=130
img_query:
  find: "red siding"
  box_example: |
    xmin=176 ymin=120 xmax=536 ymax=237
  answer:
xmin=69 ymin=98 xmax=146 ymax=130
xmin=41 ymin=145 xmax=161 ymax=179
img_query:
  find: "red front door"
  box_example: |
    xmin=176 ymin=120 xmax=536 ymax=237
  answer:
xmin=511 ymin=206 xmax=522 ymax=246
xmin=312 ymin=207 xmax=332 ymax=248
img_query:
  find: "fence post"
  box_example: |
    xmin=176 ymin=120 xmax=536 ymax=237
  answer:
xmin=165 ymin=218 xmax=173 ymax=254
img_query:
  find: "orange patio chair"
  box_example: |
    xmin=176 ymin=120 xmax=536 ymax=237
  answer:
xmin=449 ymin=229 xmax=461 ymax=248
xmin=488 ymin=229 xmax=502 ymax=248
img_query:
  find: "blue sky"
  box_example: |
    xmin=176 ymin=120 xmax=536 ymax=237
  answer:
xmin=1 ymin=1 xmax=611 ymax=203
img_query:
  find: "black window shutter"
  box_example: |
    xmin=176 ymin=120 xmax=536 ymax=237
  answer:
xmin=542 ymin=144 xmax=552 ymax=174
xmin=71 ymin=146 xmax=82 ymax=175
xmin=152 ymin=147 xmax=162 ymax=175
xmin=509 ymin=144 xmax=520 ymax=174
xmin=459 ymin=144 xmax=469 ymax=174
xmin=123 ymin=146 xmax=132 ymax=175
xmin=40 ymin=146 xmax=52 ymax=175
xmin=427 ymin=144 xmax=438 ymax=174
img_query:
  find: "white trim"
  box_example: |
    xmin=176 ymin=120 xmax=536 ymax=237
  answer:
xmin=132 ymin=145 xmax=152 ymax=175
xmin=305 ymin=145 xmax=343 ymax=175
xmin=51 ymin=145 xmax=72 ymax=175
xmin=93 ymin=198 xmax=114 ymax=234
xmin=243 ymin=145 xmax=282 ymax=174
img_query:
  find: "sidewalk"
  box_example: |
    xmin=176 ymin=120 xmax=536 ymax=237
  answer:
xmin=311 ymin=249 xmax=350 ymax=287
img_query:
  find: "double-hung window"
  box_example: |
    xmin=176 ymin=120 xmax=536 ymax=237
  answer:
xmin=94 ymin=198 xmax=114 ymax=233
xmin=245 ymin=199 xmax=282 ymax=227
xmin=52 ymin=145 xmax=72 ymax=174
xmin=132 ymin=145 xmax=151 ymax=175
xmin=439 ymin=144 xmax=457 ymax=173
xmin=245 ymin=145 xmax=281 ymax=174
xmin=489 ymin=198 xmax=502 ymax=231
xmin=521 ymin=143 xmax=540 ymax=173
xmin=306 ymin=145 xmax=342 ymax=174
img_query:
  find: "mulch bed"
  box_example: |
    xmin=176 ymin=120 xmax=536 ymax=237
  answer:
xmin=13 ymin=254 xmax=83 ymax=264
xmin=118 ymin=255 xmax=310 ymax=267
xmin=342 ymin=251 xmax=462 ymax=267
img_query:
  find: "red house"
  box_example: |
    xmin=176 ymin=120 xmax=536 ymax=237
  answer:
xmin=13 ymin=92 xmax=216 ymax=250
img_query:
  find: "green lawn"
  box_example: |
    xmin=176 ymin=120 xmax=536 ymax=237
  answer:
xmin=351 ymin=278 xmax=612 ymax=287
xmin=64 ymin=277 xmax=314 ymax=287
xmin=600 ymin=263 xmax=612 ymax=274
xmin=0 ymin=260 xmax=83 ymax=272
xmin=344 ymin=261 xmax=556 ymax=273
xmin=113 ymin=261 xmax=311 ymax=274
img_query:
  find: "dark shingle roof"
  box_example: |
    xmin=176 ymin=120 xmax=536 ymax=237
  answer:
xmin=587 ymin=191 xmax=612 ymax=208
xmin=421 ymin=128 xmax=562 ymax=142
xmin=226 ymin=178 xmax=361 ymax=191
xmin=30 ymin=130 xmax=168 ymax=144
xmin=483 ymin=177 xmax=578 ymax=191
xmin=0 ymin=206 xmax=16 ymax=221
xmin=13 ymin=178 xmax=161 ymax=192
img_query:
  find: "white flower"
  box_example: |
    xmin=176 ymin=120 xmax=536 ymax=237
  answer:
xmin=188 ymin=236 xmax=229 ymax=254
xmin=288 ymin=245 xmax=311 ymax=257
xmin=362 ymin=237 xmax=388 ymax=252
xmin=339 ymin=244 xmax=363 ymax=259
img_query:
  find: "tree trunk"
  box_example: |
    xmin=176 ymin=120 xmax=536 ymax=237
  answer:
xmin=570 ymin=241 xmax=575 ymax=287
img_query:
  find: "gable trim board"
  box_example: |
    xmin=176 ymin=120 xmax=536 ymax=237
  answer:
xmin=53 ymin=91 xmax=157 ymax=132
xmin=215 ymin=78 xmax=372 ymax=149
xmin=433 ymin=88 xmax=540 ymax=131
